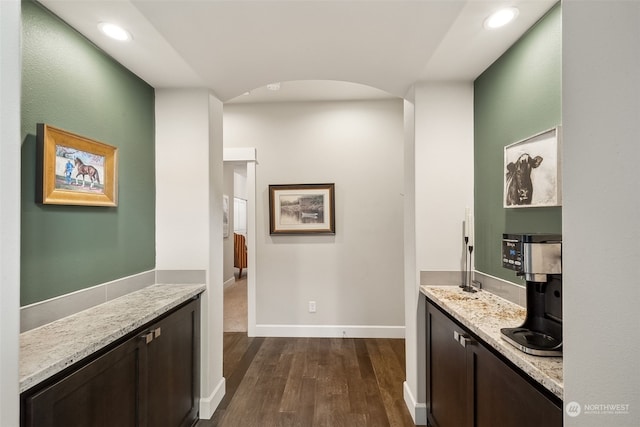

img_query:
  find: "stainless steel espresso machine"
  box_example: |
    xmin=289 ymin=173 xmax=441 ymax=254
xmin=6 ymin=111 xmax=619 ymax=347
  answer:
xmin=501 ymin=234 xmax=562 ymax=356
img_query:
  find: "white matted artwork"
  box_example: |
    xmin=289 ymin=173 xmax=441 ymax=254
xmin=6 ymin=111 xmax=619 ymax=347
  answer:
xmin=223 ymin=194 xmax=230 ymax=238
xmin=269 ymin=183 xmax=335 ymax=235
xmin=504 ymin=127 xmax=561 ymax=208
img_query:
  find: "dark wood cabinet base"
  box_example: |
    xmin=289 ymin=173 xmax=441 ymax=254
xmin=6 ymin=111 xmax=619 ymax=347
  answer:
xmin=22 ymin=297 xmax=201 ymax=427
xmin=426 ymin=298 xmax=561 ymax=427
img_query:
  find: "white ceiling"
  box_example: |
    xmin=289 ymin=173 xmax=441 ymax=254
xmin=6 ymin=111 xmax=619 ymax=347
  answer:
xmin=38 ymin=0 xmax=557 ymax=103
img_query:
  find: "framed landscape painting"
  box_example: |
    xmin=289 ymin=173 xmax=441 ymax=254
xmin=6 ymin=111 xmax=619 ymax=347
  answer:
xmin=37 ymin=124 xmax=118 ymax=206
xmin=269 ymin=183 xmax=335 ymax=235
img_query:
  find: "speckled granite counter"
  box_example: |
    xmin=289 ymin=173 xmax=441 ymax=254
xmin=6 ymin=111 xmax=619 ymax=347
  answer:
xmin=420 ymin=285 xmax=563 ymax=399
xmin=20 ymin=284 xmax=205 ymax=393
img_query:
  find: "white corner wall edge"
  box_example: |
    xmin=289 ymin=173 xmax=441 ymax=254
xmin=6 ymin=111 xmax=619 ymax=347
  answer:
xmin=0 ymin=1 xmax=22 ymax=424
xmin=254 ymin=324 xmax=404 ymax=339
xmin=199 ymin=377 xmax=225 ymax=420
xmin=223 ymin=147 xmax=257 ymax=162
xmin=403 ymin=381 xmax=427 ymax=425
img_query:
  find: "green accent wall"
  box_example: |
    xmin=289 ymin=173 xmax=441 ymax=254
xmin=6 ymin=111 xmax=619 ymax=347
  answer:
xmin=474 ymin=3 xmax=562 ymax=284
xmin=20 ymin=1 xmax=155 ymax=305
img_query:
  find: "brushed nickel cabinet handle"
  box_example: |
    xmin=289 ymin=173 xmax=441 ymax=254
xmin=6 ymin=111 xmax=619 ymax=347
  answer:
xmin=459 ymin=335 xmax=473 ymax=347
xmin=141 ymin=332 xmax=154 ymax=344
xmin=454 ymin=330 xmax=473 ymax=347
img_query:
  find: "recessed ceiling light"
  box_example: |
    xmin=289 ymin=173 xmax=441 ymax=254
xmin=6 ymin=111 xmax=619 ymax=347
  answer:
xmin=484 ymin=7 xmax=519 ymax=29
xmin=98 ymin=22 xmax=132 ymax=41
xmin=266 ymin=83 xmax=281 ymax=91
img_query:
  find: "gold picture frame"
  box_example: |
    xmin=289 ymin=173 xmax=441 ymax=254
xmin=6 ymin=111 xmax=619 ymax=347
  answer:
xmin=37 ymin=124 xmax=118 ymax=206
xmin=269 ymin=183 xmax=335 ymax=235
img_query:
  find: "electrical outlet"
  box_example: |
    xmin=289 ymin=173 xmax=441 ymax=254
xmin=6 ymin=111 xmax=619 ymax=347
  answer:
xmin=308 ymin=301 xmax=316 ymax=313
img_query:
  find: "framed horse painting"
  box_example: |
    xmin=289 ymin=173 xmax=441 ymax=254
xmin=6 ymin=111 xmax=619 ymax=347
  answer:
xmin=36 ymin=124 xmax=118 ymax=206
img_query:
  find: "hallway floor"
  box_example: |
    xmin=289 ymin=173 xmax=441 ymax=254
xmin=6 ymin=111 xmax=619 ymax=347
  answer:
xmin=224 ymin=274 xmax=247 ymax=333
xmin=197 ymin=334 xmax=422 ymax=427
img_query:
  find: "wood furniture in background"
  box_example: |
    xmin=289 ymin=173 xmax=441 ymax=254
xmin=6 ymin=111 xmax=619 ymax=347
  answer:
xmin=234 ymin=233 xmax=247 ymax=278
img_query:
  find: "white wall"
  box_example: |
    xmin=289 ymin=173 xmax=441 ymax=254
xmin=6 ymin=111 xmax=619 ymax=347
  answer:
xmin=224 ymin=99 xmax=405 ymax=337
xmin=234 ymin=168 xmax=248 ymax=201
xmin=206 ymin=93 xmax=225 ymax=419
xmin=405 ymin=83 xmax=474 ymax=423
xmin=402 ymin=97 xmax=423 ymax=423
xmin=156 ymin=90 xmax=211 ymax=269
xmin=414 ymin=82 xmax=475 ymax=272
xmin=223 ymin=163 xmax=235 ymax=284
xmin=233 ymin=168 xmax=248 ymax=236
xmin=562 ymin=2 xmax=640 ymax=425
xmin=155 ymin=89 xmax=225 ymax=418
xmin=0 ymin=0 xmax=21 ymax=424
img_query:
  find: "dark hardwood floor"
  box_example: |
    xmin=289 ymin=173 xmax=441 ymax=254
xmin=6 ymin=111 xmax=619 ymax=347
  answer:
xmin=197 ymin=333 xmax=423 ymax=427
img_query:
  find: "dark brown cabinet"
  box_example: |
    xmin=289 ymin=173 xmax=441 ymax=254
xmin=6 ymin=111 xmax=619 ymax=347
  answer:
xmin=426 ymin=299 xmax=561 ymax=427
xmin=22 ymin=297 xmax=200 ymax=427
xmin=426 ymin=299 xmax=471 ymax=427
xmin=146 ymin=298 xmax=200 ymax=427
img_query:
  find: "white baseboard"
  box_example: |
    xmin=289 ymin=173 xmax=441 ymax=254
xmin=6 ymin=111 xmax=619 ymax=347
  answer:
xmin=199 ymin=377 xmax=226 ymax=420
xmin=403 ymin=381 xmax=427 ymax=426
xmin=223 ymin=276 xmax=235 ymax=289
xmin=254 ymin=324 xmax=405 ymax=339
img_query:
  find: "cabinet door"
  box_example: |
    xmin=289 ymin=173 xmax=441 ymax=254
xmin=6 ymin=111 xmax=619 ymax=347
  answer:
xmin=146 ymin=299 xmax=200 ymax=427
xmin=23 ymin=337 xmax=143 ymax=427
xmin=426 ymin=302 xmax=472 ymax=427
xmin=472 ymin=338 xmax=562 ymax=427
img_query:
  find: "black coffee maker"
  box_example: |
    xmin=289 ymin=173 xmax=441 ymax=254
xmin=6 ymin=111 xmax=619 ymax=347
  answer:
xmin=500 ymin=234 xmax=562 ymax=356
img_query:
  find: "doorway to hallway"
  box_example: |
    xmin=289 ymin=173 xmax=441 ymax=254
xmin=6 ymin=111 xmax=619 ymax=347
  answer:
xmin=223 ymin=148 xmax=256 ymax=338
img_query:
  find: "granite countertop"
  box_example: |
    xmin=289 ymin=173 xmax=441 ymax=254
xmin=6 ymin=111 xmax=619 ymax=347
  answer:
xmin=420 ymin=285 xmax=563 ymax=399
xmin=20 ymin=283 xmax=206 ymax=393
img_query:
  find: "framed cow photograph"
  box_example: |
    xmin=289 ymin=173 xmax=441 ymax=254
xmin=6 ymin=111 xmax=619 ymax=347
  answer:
xmin=504 ymin=127 xmax=561 ymax=208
